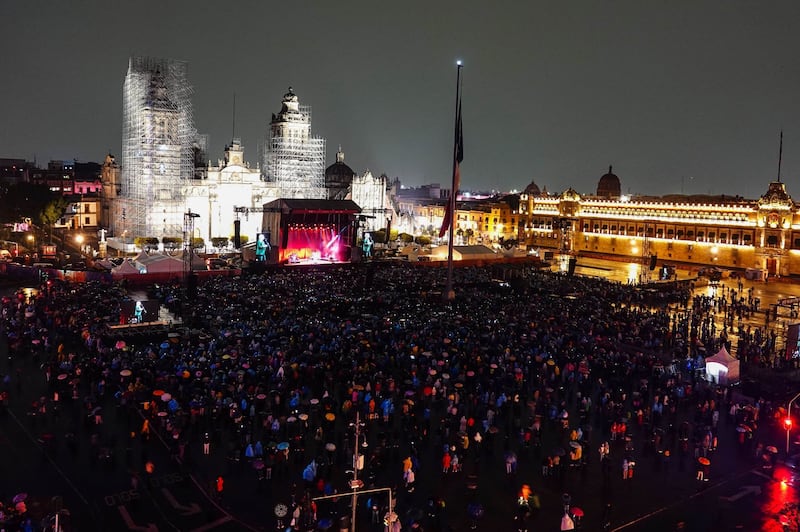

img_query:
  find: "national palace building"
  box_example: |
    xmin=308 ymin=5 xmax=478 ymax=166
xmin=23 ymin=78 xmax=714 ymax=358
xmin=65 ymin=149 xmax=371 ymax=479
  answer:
xmin=518 ymin=167 xmax=800 ymax=278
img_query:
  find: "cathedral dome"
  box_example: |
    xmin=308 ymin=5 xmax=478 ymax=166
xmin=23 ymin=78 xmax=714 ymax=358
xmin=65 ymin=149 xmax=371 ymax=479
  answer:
xmin=597 ymin=166 xmax=621 ymax=199
xmin=523 ymin=179 xmax=541 ymax=196
xmin=325 ymin=148 xmax=355 ymax=198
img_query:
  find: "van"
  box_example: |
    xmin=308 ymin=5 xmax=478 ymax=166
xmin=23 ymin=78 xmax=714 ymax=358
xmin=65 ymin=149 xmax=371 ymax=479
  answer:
xmin=33 ymin=262 xmax=55 ymax=269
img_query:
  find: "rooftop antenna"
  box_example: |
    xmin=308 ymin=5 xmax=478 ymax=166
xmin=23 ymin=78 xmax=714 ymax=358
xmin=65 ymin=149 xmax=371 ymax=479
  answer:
xmin=778 ymin=130 xmax=784 ymax=182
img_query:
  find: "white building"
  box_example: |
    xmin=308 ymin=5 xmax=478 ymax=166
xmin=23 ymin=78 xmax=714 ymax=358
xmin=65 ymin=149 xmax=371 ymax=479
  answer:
xmin=263 ymin=87 xmax=326 ymax=199
xmin=351 ymin=170 xmax=394 ymax=233
xmin=183 ymin=139 xmax=267 ymax=245
xmin=112 ymin=58 xmax=391 ymax=249
xmin=119 ymin=57 xmax=196 ymax=240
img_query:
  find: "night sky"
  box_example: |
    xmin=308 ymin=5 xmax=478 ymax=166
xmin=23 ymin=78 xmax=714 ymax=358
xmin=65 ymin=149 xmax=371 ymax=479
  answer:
xmin=2 ymin=1 xmax=800 ymax=198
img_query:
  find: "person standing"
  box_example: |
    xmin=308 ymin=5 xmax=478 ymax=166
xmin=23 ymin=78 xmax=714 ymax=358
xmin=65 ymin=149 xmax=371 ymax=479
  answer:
xmin=442 ymin=450 xmax=451 ymax=474
xmin=255 ymin=233 xmax=269 ymax=262
xmin=404 ymin=467 xmax=415 ymax=493
xmin=203 ymin=432 xmax=211 ymax=455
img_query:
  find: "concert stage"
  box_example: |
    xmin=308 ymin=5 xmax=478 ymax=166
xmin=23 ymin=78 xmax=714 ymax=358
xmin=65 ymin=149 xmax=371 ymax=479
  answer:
xmin=260 ymin=198 xmax=362 ymax=264
xmin=105 ymin=320 xmax=172 ymax=339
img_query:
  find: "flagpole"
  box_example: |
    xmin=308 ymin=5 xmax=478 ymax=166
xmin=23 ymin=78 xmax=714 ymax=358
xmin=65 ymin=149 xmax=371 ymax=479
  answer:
xmin=445 ymin=62 xmax=462 ymax=301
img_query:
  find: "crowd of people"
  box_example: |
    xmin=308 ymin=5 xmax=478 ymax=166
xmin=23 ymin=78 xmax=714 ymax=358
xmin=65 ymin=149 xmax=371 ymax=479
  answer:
xmin=0 ymin=262 xmax=781 ymax=530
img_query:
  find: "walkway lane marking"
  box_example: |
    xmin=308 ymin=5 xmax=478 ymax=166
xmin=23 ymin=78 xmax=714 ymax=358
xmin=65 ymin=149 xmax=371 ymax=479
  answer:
xmin=118 ymin=505 xmax=159 ymax=532
xmin=719 ymin=485 xmax=761 ymax=502
xmin=611 ymin=467 xmax=761 ymax=531
xmin=161 ymin=487 xmax=201 ymax=516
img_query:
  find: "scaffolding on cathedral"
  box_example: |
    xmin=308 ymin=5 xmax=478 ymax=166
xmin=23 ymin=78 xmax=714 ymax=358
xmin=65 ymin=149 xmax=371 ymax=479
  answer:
xmin=263 ymin=89 xmax=326 ymax=200
xmin=120 ymin=57 xmax=196 ymax=240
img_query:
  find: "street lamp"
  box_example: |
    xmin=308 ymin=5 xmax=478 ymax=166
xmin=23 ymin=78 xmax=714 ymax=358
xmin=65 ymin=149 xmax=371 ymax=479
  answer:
xmin=74 ymin=234 xmax=85 ymax=257
xmin=348 ymin=411 xmax=366 ymax=531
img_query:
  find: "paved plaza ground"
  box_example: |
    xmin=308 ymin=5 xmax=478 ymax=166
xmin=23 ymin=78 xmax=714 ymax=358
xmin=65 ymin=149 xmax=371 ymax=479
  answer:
xmin=1 ymin=259 xmax=800 ymax=531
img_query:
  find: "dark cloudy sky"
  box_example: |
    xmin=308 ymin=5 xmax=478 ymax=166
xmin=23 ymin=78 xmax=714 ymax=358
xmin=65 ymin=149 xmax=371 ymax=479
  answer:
xmin=2 ymin=1 xmax=799 ymax=198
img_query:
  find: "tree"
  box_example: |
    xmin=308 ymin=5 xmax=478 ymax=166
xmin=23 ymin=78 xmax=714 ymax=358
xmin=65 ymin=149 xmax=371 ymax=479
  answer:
xmin=398 ymin=233 xmax=414 ymax=243
xmin=211 ymin=237 xmax=229 ymax=249
xmin=39 ymin=196 xmax=70 ymax=244
xmin=134 ymin=237 xmax=159 ymax=251
xmin=0 ymin=183 xmax=55 ymax=223
xmin=162 ymin=237 xmax=183 ymax=250
xmin=465 ymin=228 xmax=474 ymax=244
xmin=191 ymin=237 xmax=205 ymax=249
xmin=372 ymin=230 xmax=387 ymax=244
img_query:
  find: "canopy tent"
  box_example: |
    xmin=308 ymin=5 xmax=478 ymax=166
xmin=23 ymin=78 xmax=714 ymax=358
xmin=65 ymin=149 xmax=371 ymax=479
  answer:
xmin=188 ymin=252 xmax=207 ymax=271
xmin=140 ymin=256 xmax=185 ymax=274
xmin=94 ymin=259 xmax=115 ymax=270
xmin=704 ymin=345 xmax=740 ymax=385
xmin=131 ymin=251 xmax=206 ymax=273
xmin=430 ymin=245 xmax=499 ymax=262
xmin=111 ymin=260 xmax=141 ymax=279
xmin=133 ymin=251 xmax=150 ymax=263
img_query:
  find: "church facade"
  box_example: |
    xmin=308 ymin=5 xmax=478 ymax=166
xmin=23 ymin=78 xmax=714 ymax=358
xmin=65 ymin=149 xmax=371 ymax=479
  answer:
xmin=112 ymin=57 xmax=391 ymax=248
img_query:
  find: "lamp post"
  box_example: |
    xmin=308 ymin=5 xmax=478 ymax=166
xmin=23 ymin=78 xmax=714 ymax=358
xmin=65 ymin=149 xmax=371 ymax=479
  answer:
xmin=183 ymin=211 xmax=201 ymax=312
xmin=311 ymin=411 xmax=393 ymax=532
xmin=349 ymin=411 xmax=365 ymax=531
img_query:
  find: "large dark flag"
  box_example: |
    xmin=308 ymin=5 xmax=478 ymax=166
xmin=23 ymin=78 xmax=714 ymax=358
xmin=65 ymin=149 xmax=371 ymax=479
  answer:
xmin=439 ymin=100 xmax=463 ymax=238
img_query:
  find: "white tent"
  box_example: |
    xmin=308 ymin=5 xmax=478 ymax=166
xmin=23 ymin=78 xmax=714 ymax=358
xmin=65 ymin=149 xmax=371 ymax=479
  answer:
xmin=430 ymin=245 xmax=498 ymax=262
xmin=704 ymin=345 xmax=740 ymax=385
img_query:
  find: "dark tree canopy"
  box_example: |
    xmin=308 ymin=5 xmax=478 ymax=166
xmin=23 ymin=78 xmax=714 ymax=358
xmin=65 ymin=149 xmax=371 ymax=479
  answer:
xmin=0 ymin=183 xmax=60 ymax=223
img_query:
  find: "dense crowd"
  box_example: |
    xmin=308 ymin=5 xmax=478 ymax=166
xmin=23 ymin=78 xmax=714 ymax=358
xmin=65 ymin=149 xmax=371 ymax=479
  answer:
xmin=0 ymin=262 xmax=772 ymax=530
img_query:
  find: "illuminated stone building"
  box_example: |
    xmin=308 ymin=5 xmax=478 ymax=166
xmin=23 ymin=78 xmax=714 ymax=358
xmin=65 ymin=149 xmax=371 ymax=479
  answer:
xmin=520 ymin=169 xmax=800 ymax=277
xmin=262 ymin=88 xmax=326 ymax=199
xmin=183 ymin=138 xmax=265 ymax=245
xmin=393 ymin=195 xmax=520 ymax=246
xmin=119 ymin=57 xmax=195 ymax=240
xmin=100 ymin=154 xmax=121 ymax=229
xmin=110 ymin=60 xmax=391 ymax=248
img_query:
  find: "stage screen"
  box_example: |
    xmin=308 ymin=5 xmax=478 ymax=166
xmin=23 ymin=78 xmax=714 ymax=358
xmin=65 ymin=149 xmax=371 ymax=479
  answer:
xmin=280 ymin=225 xmax=347 ymax=263
xmin=254 ymin=232 xmax=271 ymax=262
xmin=119 ymin=299 xmax=160 ymax=324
